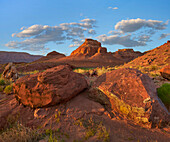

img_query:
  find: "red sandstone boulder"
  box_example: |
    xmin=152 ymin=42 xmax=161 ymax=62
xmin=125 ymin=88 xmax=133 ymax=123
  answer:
xmin=160 ymin=65 xmax=170 ymax=80
xmin=13 ymin=65 xmax=88 ymax=108
xmin=92 ymin=68 xmax=169 ymax=128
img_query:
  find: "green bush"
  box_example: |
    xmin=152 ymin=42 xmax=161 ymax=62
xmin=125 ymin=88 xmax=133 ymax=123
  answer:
xmin=157 ymin=83 xmax=170 ymax=108
xmin=4 ymin=85 xmax=13 ymax=94
xmin=0 ymin=79 xmax=5 ymax=85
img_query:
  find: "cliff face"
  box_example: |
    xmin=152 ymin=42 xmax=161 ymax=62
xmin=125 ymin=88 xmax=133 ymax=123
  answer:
xmin=70 ymin=39 xmax=107 ymax=57
xmin=0 ymin=51 xmax=43 ymax=64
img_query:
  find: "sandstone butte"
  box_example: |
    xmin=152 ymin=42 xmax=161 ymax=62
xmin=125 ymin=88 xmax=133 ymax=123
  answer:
xmin=91 ymin=68 xmax=170 ymax=128
xmin=13 ymin=65 xmax=88 ymax=108
xmin=70 ymin=38 xmax=107 ymax=57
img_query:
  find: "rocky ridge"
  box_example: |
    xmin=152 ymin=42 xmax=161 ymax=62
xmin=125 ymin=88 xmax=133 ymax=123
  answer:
xmin=0 ymin=51 xmax=42 ymax=64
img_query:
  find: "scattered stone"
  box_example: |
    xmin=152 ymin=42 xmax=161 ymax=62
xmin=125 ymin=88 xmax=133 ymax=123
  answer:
xmin=13 ymin=65 xmax=88 ymax=108
xmin=160 ymin=65 xmax=170 ymax=80
xmin=2 ymin=62 xmax=19 ymax=81
xmin=92 ymin=68 xmax=170 ymax=128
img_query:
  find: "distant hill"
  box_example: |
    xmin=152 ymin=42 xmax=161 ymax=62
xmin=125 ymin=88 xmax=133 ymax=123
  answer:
xmin=46 ymin=39 xmax=144 ymax=68
xmin=120 ymin=40 xmax=170 ymax=76
xmin=0 ymin=51 xmax=43 ymax=64
xmin=35 ymin=51 xmax=65 ymax=62
xmin=6 ymin=39 xmax=144 ymax=72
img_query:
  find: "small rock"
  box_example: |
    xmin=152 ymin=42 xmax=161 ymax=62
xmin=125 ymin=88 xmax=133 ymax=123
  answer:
xmin=160 ymin=65 xmax=170 ymax=80
xmin=2 ymin=62 xmax=19 ymax=81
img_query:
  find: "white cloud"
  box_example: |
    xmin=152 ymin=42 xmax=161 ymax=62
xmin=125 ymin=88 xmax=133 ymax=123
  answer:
xmin=133 ymin=35 xmax=152 ymax=42
xmin=80 ymin=18 xmax=96 ymax=24
xmin=15 ymin=25 xmax=50 ymax=38
xmin=5 ymin=18 xmax=97 ymax=51
xmin=97 ymin=18 xmax=169 ymax=47
xmin=97 ymin=34 xmax=146 ymax=47
xmin=115 ymin=18 xmax=168 ymax=33
xmin=159 ymin=33 xmax=170 ymax=39
xmin=108 ymin=7 xmax=118 ymax=10
xmin=88 ymin=29 xmax=96 ymax=35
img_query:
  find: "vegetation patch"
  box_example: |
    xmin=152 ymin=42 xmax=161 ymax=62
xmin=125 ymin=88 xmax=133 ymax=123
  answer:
xmin=0 ymin=123 xmax=42 ymax=142
xmin=75 ymin=117 xmax=110 ymax=141
xmin=157 ymin=83 xmax=170 ymax=110
xmin=4 ymin=84 xmax=13 ymax=94
xmin=0 ymin=79 xmax=5 ymax=85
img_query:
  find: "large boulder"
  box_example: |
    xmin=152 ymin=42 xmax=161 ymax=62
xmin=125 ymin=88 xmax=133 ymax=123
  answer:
xmin=2 ymin=62 xmax=19 ymax=81
xmin=91 ymin=68 xmax=169 ymax=128
xmin=160 ymin=65 xmax=170 ymax=80
xmin=13 ymin=65 xmax=88 ymax=108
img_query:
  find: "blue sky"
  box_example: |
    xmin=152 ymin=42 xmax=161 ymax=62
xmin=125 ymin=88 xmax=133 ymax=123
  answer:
xmin=0 ymin=0 xmax=170 ymax=55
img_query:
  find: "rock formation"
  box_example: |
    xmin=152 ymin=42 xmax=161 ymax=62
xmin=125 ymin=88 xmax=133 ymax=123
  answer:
xmin=113 ymin=49 xmax=144 ymax=62
xmin=13 ymin=65 xmax=88 ymax=108
xmin=35 ymin=51 xmax=65 ymax=62
xmin=160 ymin=65 xmax=170 ymax=80
xmin=2 ymin=62 xmax=19 ymax=81
xmin=70 ymin=39 xmax=107 ymax=57
xmin=91 ymin=68 xmax=169 ymax=128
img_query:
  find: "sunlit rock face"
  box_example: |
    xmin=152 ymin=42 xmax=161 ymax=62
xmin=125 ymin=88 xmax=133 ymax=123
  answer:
xmin=91 ymin=68 xmax=170 ymax=128
xmin=13 ymin=65 xmax=88 ymax=108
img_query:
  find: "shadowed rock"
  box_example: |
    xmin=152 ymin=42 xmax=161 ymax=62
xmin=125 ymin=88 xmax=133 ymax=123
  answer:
xmin=160 ymin=65 xmax=170 ymax=80
xmin=2 ymin=62 xmax=19 ymax=81
xmin=13 ymin=65 xmax=88 ymax=108
xmin=91 ymin=68 xmax=170 ymax=128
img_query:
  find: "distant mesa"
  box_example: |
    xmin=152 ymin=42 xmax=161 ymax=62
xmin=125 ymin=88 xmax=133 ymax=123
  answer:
xmin=0 ymin=51 xmax=43 ymax=64
xmin=113 ymin=48 xmax=144 ymax=62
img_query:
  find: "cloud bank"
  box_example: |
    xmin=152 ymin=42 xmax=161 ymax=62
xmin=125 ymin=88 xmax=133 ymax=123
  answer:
xmin=97 ymin=18 xmax=169 ymax=47
xmin=159 ymin=33 xmax=170 ymax=39
xmin=5 ymin=18 xmax=97 ymax=52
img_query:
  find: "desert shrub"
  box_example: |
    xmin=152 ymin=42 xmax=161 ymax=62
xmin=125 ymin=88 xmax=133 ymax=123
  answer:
xmin=96 ymin=66 xmax=109 ymax=76
xmin=75 ymin=117 xmax=110 ymax=141
xmin=0 ymin=79 xmax=5 ymax=85
xmin=20 ymin=70 xmax=40 ymax=75
xmin=157 ymin=83 xmax=170 ymax=108
xmin=149 ymin=65 xmax=158 ymax=71
xmin=0 ymin=86 xmax=4 ymax=92
xmin=74 ymin=68 xmax=89 ymax=74
xmin=4 ymin=84 xmax=13 ymax=94
xmin=0 ymin=123 xmax=42 ymax=142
